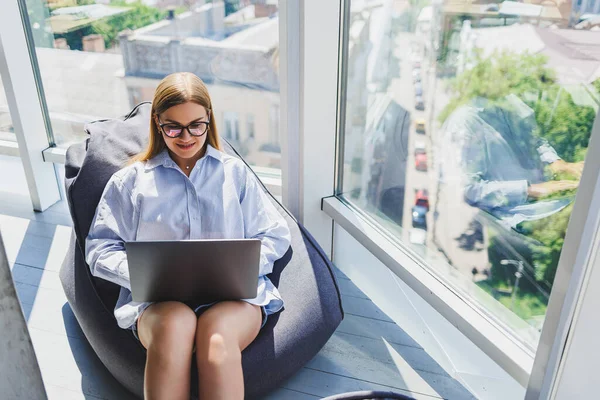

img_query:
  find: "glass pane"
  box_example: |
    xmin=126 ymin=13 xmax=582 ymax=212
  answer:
xmin=0 ymin=74 xmax=15 ymax=143
xmin=24 ymin=0 xmax=281 ymax=169
xmin=340 ymin=0 xmax=600 ymax=350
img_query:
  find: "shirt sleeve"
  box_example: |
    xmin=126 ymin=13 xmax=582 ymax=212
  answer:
xmin=464 ymin=177 xmax=529 ymax=209
xmin=240 ymin=168 xmax=291 ymax=277
xmin=536 ymin=139 xmax=561 ymax=164
xmin=85 ymin=175 xmax=138 ymax=291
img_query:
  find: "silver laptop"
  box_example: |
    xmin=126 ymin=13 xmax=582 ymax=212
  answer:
xmin=125 ymin=239 xmax=261 ymax=303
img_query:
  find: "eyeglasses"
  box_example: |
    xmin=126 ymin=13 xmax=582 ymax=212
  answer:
xmin=157 ymin=115 xmax=210 ymax=138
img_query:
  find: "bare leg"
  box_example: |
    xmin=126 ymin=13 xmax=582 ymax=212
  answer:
xmin=195 ymin=301 xmax=262 ymax=400
xmin=137 ymin=301 xmax=197 ymax=400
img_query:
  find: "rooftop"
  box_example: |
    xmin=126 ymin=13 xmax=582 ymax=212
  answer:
xmin=48 ymin=5 xmax=131 ymax=34
xmin=460 ymin=23 xmax=600 ymax=84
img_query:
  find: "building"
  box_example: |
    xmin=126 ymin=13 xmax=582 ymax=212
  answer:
xmin=119 ymin=1 xmax=282 ymax=167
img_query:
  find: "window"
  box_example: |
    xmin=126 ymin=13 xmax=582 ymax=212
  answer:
xmin=269 ymin=104 xmax=279 ymax=146
xmin=223 ymin=111 xmax=240 ymax=141
xmin=247 ymin=114 xmax=255 ymax=139
xmin=21 ymin=0 xmax=281 ymax=168
xmin=337 ymin=0 xmax=599 ymax=354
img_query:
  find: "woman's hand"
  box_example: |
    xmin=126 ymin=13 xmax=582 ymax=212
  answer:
xmin=549 ymin=160 xmax=584 ymax=179
xmin=527 ymin=180 xmax=579 ymax=200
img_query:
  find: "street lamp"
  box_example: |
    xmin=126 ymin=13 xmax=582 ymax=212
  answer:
xmin=501 ymin=259 xmax=524 ymax=312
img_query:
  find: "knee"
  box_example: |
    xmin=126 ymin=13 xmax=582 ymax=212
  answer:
xmin=147 ymin=301 xmax=197 ymax=350
xmin=195 ymin=316 xmax=240 ymax=367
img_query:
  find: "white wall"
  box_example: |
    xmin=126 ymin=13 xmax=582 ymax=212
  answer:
xmin=552 ymin=223 xmax=600 ymax=399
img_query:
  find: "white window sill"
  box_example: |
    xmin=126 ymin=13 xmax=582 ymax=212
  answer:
xmin=321 ymin=195 xmax=534 ymax=386
xmin=0 ymin=139 xmax=19 ymax=157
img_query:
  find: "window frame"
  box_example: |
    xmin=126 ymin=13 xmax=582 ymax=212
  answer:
xmin=321 ymin=0 xmax=600 ymax=392
xmin=0 ymin=0 xmax=60 ymax=211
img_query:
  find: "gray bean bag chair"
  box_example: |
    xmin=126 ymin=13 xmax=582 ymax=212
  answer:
xmin=60 ymin=102 xmax=344 ymax=399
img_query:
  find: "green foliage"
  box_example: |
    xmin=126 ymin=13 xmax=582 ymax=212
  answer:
xmin=91 ymin=1 xmax=167 ymax=48
xmin=519 ymin=204 xmax=573 ymax=287
xmin=477 ymin=280 xmax=547 ymax=321
xmin=535 ymin=87 xmax=594 ymax=163
xmin=439 ymin=50 xmax=556 ymax=123
xmin=56 ymin=1 xmax=167 ymax=50
xmin=440 ymin=50 xmax=597 ymax=164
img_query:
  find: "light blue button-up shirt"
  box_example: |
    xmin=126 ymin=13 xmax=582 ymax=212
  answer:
xmin=438 ymin=95 xmax=571 ymax=229
xmin=85 ymin=144 xmax=291 ymax=329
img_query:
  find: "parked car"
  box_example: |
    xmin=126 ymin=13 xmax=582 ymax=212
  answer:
xmin=415 ymin=95 xmax=425 ymax=110
xmin=412 ymin=205 xmax=428 ymax=228
xmin=415 ymin=119 xmax=426 ymax=134
xmin=415 ymin=189 xmax=429 ymax=210
xmin=414 ymin=139 xmax=426 ymax=154
xmin=414 ymin=82 xmax=423 ymax=97
xmin=415 ymin=152 xmax=427 ymax=171
xmin=409 ymin=228 xmax=427 ymax=245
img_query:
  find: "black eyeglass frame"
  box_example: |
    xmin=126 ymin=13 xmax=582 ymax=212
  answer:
xmin=156 ymin=110 xmax=211 ymax=138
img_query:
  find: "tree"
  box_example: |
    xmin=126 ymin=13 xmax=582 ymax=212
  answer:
xmin=440 ymin=49 xmax=597 ymax=163
xmin=439 ymin=50 xmax=556 ymax=123
xmin=91 ymin=1 xmax=167 ymax=49
xmin=521 ymin=203 xmax=572 ymax=286
xmin=56 ymin=1 xmax=169 ymax=50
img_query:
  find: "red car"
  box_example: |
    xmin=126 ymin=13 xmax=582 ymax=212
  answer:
xmin=415 ymin=189 xmax=429 ymax=210
xmin=415 ymin=153 xmax=427 ymax=172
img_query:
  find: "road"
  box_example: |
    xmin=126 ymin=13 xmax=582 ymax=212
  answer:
xmin=342 ymin=0 xmax=491 ymax=280
xmin=387 ymin=21 xmax=491 ymax=279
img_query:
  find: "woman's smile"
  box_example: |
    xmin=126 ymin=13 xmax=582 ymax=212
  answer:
xmin=176 ymin=141 xmax=196 ymax=150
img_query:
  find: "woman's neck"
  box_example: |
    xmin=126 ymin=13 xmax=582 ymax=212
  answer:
xmin=169 ymin=146 xmax=206 ymax=176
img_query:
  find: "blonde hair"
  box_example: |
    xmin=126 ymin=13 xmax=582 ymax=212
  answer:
xmin=130 ymin=72 xmax=221 ymax=164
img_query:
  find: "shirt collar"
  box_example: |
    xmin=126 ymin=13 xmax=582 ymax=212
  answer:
xmin=144 ymin=144 xmax=223 ymax=171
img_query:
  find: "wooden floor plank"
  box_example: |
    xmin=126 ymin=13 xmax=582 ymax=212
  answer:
xmin=10 ymin=262 xmax=63 ymax=292
xmin=261 ymin=386 xmax=320 ymax=400
xmin=45 ymin=383 xmax=106 ymax=400
xmin=323 ymin=331 xmax=448 ymax=377
xmin=333 ymin=266 xmax=351 ymax=281
xmin=0 ymin=215 xmax=60 ymax=239
xmin=0 ymin=197 xmax=73 ymax=227
xmin=337 ymin=313 xmax=422 ymax=349
xmin=341 ymin=294 xmax=395 ymax=323
xmin=3 ymin=229 xmax=71 ymax=272
xmin=336 ymin=277 xmax=371 ymax=299
xmin=281 ymin=367 xmax=438 ymax=400
xmin=29 ymin=327 xmax=137 ymax=400
xmin=20 ymin=292 xmax=85 ymax=340
xmin=305 ymin=349 xmax=476 ymax=400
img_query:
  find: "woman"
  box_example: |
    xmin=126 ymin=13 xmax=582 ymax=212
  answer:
xmin=85 ymin=72 xmax=291 ymax=399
